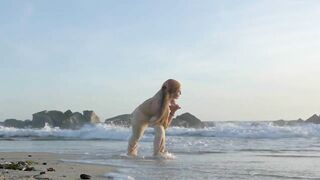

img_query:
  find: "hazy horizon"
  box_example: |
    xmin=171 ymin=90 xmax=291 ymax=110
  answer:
xmin=1 ymin=1 xmax=320 ymax=122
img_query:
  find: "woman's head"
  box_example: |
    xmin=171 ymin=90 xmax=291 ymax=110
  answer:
xmin=162 ymin=79 xmax=181 ymax=99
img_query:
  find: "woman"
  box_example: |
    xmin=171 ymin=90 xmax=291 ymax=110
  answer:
xmin=127 ymin=79 xmax=182 ymax=157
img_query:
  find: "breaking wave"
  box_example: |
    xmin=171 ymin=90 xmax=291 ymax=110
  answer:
xmin=1 ymin=122 xmax=320 ymax=140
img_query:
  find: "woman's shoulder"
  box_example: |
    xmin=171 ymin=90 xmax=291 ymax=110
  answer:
xmin=138 ymin=97 xmax=160 ymax=116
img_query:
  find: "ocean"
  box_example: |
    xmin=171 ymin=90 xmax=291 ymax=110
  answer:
xmin=1 ymin=122 xmax=320 ymax=179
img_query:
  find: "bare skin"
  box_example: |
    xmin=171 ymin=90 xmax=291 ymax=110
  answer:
xmin=127 ymin=79 xmax=181 ymax=157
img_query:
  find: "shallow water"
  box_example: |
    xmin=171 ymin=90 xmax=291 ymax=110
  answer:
xmin=1 ymin=122 xmax=320 ymax=179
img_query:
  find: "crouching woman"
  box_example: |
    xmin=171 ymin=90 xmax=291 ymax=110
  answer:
xmin=127 ymin=79 xmax=182 ymax=157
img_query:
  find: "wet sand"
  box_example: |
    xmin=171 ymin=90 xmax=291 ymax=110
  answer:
xmin=0 ymin=152 xmax=114 ymax=180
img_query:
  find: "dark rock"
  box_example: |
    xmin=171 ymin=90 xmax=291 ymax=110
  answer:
xmin=42 ymin=162 xmax=47 ymax=165
xmin=83 ymin=110 xmax=100 ymax=123
xmin=31 ymin=110 xmax=101 ymax=129
xmin=2 ymin=119 xmax=33 ymax=129
xmin=305 ymin=114 xmax=320 ymax=124
xmin=273 ymin=118 xmax=305 ymax=126
xmin=171 ymin=113 xmax=205 ymax=128
xmin=272 ymin=119 xmax=286 ymax=126
xmin=64 ymin=110 xmax=73 ymax=118
xmin=32 ymin=111 xmax=53 ymax=128
xmin=28 ymin=155 xmax=32 ymax=157
xmin=24 ymin=120 xmax=32 ymax=128
xmin=47 ymin=167 xmax=55 ymax=172
xmin=47 ymin=110 xmax=67 ymax=127
xmin=80 ymin=174 xmax=91 ymax=179
xmin=62 ymin=112 xmax=87 ymax=129
xmin=40 ymin=171 xmax=46 ymax=175
xmin=105 ymin=112 xmax=205 ymax=128
xmin=105 ymin=114 xmax=131 ymax=127
xmin=3 ymin=119 xmax=27 ymax=128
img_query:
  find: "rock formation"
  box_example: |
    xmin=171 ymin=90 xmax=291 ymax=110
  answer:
xmin=105 ymin=114 xmax=131 ymax=127
xmin=305 ymin=114 xmax=320 ymax=124
xmin=272 ymin=118 xmax=305 ymax=126
xmin=2 ymin=119 xmax=31 ymax=128
xmin=105 ymin=112 xmax=205 ymax=128
xmin=171 ymin=113 xmax=205 ymax=128
xmin=1 ymin=110 xmax=100 ymax=129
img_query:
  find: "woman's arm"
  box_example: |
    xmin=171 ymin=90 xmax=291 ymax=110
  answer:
xmin=167 ymin=101 xmax=181 ymax=127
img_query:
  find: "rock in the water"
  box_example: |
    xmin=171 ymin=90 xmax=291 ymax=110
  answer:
xmin=273 ymin=118 xmax=305 ymax=126
xmin=272 ymin=119 xmax=286 ymax=126
xmin=105 ymin=112 xmax=205 ymax=128
xmin=3 ymin=119 xmax=29 ymax=128
xmin=105 ymin=114 xmax=131 ymax=127
xmin=62 ymin=112 xmax=87 ymax=129
xmin=171 ymin=113 xmax=205 ymax=128
xmin=64 ymin=110 xmax=73 ymax=118
xmin=287 ymin=118 xmax=305 ymax=125
xmin=305 ymin=114 xmax=320 ymax=124
xmin=83 ymin=111 xmax=100 ymax=123
xmin=47 ymin=110 xmax=67 ymax=127
xmin=32 ymin=111 xmax=53 ymax=128
xmin=2 ymin=110 xmax=205 ymax=129
xmin=31 ymin=110 xmax=101 ymax=129
xmin=80 ymin=174 xmax=91 ymax=179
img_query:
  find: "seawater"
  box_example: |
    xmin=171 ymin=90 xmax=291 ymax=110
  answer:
xmin=1 ymin=122 xmax=320 ymax=179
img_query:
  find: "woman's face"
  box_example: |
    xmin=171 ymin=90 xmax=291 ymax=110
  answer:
xmin=172 ymin=88 xmax=181 ymax=99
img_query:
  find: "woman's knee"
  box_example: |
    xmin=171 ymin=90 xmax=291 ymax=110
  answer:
xmin=130 ymin=122 xmax=148 ymax=141
xmin=154 ymin=125 xmax=165 ymax=136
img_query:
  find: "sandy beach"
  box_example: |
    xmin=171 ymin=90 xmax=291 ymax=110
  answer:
xmin=0 ymin=152 xmax=114 ymax=180
xmin=1 ymin=124 xmax=320 ymax=179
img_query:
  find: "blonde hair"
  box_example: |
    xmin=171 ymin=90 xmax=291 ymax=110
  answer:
xmin=156 ymin=79 xmax=181 ymax=128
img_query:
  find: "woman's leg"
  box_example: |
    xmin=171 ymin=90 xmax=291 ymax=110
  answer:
xmin=153 ymin=125 xmax=166 ymax=156
xmin=127 ymin=118 xmax=148 ymax=156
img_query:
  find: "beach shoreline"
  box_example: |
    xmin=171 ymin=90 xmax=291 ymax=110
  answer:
xmin=0 ymin=152 xmax=115 ymax=180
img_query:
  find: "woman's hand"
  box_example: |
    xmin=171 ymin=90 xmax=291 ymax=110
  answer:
xmin=169 ymin=103 xmax=181 ymax=114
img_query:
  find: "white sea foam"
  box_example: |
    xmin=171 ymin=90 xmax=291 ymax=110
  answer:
xmin=1 ymin=122 xmax=320 ymax=139
xmin=167 ymin=122 xmax=320 ymax=139
xmin=104 ymin=172 xmax=135 ymax=180
xmin=154 ymin=151 xmax=176 ymax=160
xmin=0 ymin=123 xmax=131 ymax=140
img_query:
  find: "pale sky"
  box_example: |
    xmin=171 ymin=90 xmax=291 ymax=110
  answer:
xmin=1 ymin=0 xmax=320 ymax=121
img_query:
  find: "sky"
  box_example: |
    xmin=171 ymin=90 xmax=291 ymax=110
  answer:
xmin=1 ymin=0 xmax=320 ymax=121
